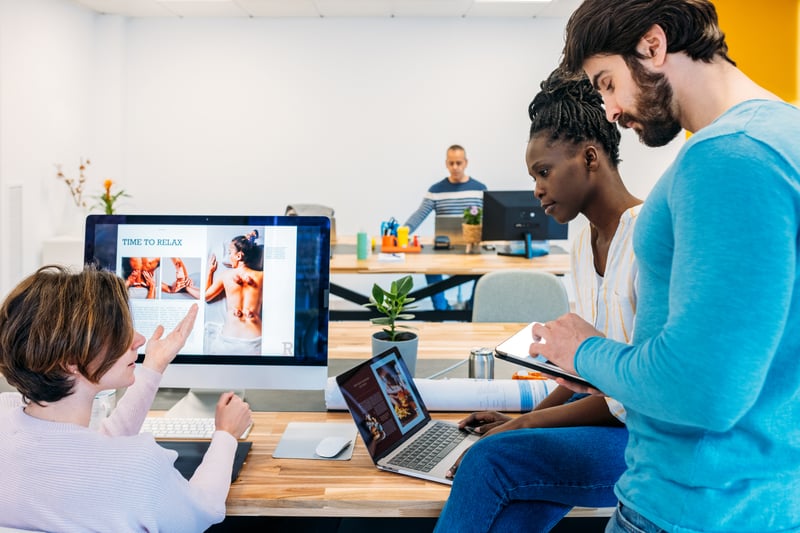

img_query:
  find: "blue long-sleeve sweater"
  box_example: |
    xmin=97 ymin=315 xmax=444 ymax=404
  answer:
xmin=576 ymin=100 xmax=800 ymax=532
xmin=403 ymin=177 xmax=487 ymax=234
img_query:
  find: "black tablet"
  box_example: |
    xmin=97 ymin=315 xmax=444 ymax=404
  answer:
xmin=494 ymin=321 xmax=594 ymax=388
xmin=157 ymin=440 xmax=253 ymax=482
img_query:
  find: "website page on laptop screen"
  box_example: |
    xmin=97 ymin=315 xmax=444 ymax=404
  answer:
xmin=87 ymin=217 xmax=328 ymax=366
xmin=339 ymin=350 xmax=427 ymax=459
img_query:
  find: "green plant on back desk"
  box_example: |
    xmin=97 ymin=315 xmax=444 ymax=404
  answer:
xmin=366 ymin=274 xmax=417 ymax=342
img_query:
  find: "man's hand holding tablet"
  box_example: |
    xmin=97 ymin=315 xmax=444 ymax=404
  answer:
xmin=529 ymin=315 xmax=606 ymax=394
xmin=494 ymin=315 xmax=607 ymax=394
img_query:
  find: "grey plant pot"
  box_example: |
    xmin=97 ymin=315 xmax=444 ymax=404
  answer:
xmin=371 ymin=331 xmax=419 ymax=377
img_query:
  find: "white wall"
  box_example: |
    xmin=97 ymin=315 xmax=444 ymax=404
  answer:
xmin=0 ymin=1 xmax=684 ymax=298
xmin=0 ymin=0 xmax=98 ymax=295
xmin=120 ymin=16 xmax=680 ymax=233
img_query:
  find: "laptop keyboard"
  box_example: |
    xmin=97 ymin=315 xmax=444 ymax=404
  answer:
xmin=388 ymin=422 xmax=468 ymax=472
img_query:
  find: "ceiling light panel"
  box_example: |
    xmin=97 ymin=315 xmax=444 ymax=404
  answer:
xmin=313 ymin=0 xmax=394 ymax=17
xmin=157 ymin=0 xmax=249 ymax=17
xmin=235 ymin=0 xmax=320 ymax=17
xmin=390 ymin=0 xmax=473 ymax=17
xmin=467 ymin=2 xmax=549 ymax=16
xmin=73 ymin=0 xmax=173 ymax=16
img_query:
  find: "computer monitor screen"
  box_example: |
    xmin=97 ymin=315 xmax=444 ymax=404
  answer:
xmin=481 ymin=190 xmax=567 ymax=258
xmin=83 ymin=214 xmax=330 ymax=413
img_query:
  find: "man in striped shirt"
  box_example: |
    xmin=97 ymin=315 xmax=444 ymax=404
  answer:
xmin=403 ymin=145 xmax=487 ymax=310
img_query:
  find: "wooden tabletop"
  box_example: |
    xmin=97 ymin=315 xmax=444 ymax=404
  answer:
xmin=225 ymin=411 xmax=455 ymax=517
xmin=223 ymin=410 xmax=613 ymax=518
xmin=327 ymin=321 xmax=527 ymax=361
xmin=160 ymin=322 xmax=613 ymax=519
xmin=330 ymin=236 xmax=570 ymax=276
xmin=221 ymin=324 xmax=604 ymax=518
xmin=330 ymin=251 xmax=570 ymax=276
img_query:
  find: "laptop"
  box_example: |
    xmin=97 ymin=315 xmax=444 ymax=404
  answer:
xmin=335 ymin=347 xmax=480 ymax=485
xmin=494 ymin=321 xmax=594 ymax=388
xmin=434 ymin=215 xmax=468 ymax=245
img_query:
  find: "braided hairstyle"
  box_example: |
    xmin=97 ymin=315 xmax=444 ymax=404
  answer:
xmin=528 ymin=69 xmax=621 ymax=167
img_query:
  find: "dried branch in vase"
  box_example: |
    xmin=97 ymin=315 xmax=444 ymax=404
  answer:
xmin=55 ymin=158 xmax=90 ymax=208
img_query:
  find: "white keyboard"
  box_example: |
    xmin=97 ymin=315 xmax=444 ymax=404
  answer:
xmin=141 ymin=417 xmax=252 ymax=440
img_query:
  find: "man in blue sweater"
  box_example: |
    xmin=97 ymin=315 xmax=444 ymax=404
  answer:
xmin=531 ymin=1 xmax=800 ymax=532
xmin=404 ymin=145 xmax=486 ymax=311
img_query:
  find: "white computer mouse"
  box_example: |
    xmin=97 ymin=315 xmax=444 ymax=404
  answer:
xmin=314 ymin=436 xmax=352 ymax=458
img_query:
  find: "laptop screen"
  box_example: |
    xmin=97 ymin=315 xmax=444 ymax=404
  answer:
xmin=336 ymin=348 xmax=430 ymax=460
xmin=434 ymin=215 xmax=466 ymax=245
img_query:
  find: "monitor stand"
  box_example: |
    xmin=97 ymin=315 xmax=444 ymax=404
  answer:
xmin=496 ymin=233 xmax=550 ymax=259
xmin=165 ymin=388 xmax=247 ymax=419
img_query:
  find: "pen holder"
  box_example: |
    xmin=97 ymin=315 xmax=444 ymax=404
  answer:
xmin=381 ymin=235 xmax=397 ymax=249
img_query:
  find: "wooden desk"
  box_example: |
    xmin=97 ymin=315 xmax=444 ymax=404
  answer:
xmin=327 ymin=321 xmax=525 ymax=361
xmin=226 ymin=410 xmax=453 ymax=517
xmin=225 ymin=411 xmax=612 ymax=519
xmin=330 ymin=242 xmax=571 ymax=276
xmin=218 ymin=324 xmax=609 ymax=519
xmin=329 ymin=236 xmax=570 ymax=321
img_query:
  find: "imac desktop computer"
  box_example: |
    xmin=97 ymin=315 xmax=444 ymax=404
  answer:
xmin=481 ymin=190 xmax=568 ymax=258
xmin=83 ymin=214 xmax=330 ymax=417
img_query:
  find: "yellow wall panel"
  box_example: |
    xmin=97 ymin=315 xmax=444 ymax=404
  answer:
xmin=713 ymin=0 xmax=798 ymax=102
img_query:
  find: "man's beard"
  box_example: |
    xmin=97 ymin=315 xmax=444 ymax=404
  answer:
xmin=621 ymin=59 xmax=683 ymax=147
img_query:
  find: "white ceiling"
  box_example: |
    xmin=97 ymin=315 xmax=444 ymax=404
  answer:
xmin=70 ymin=0 xmax=583 ymax=18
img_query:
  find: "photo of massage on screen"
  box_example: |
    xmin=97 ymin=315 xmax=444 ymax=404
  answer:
xmin=339 ymin=351 xmax=425 ymax=458
xmin=114 ymin=224 xmax=299 ymax=358
xmin=122 ymin=256 xmax=202 ymax=300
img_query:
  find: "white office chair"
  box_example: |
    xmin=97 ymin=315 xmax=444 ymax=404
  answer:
xmin=285 ymin=203 xmax=337 ymax=243
xmin=471 ymin=269 xmax=569 ymax=323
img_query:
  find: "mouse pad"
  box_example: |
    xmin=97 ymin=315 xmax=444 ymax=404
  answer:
xmin=157 ymin=440 xmax=253 ymax=482
xmin=272 ymin=422 xmax=357 ymax=461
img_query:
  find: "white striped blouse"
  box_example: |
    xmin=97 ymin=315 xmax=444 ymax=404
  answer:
xmin=570 ymin=204 xmax=641 ymax=423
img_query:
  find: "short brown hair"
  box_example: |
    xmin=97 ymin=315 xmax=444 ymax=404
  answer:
xmin=0 ymin=265 xmax=134 ymax=404
xmin=447 ymin=144 xmax=466 ymax=157
xmin=561 ymin=0 xmax=734 ymax=75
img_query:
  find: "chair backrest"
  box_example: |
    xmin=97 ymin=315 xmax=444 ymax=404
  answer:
xmin=471 ymin=269 xmax=569 ymax=323
xmin=285 ymin=204 xmax=337 ymax=243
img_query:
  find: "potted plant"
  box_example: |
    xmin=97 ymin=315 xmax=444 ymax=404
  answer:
xmin=462 ymin=205 xmax=483 ymax=254
xmin=365 ymin=274 xmax=419 ymax=376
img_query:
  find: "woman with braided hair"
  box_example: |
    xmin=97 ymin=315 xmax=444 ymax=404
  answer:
xmin=434 ymin=69 xmax=641 ymax=532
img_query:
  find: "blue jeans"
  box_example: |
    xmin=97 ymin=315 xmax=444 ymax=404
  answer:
xmin=434 ymin=426 xmax=628 ymax=533
xmin=605 ymin=503 xmax=666 ymax=533
xmin=426 ymin=274 xmax=450 ymax=310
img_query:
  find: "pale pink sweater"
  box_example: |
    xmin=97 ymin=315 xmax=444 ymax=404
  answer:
xmin=0 ymin=366 xmax=237 ymax=532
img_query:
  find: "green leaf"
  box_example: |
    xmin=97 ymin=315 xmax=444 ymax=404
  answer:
xmin=396 ymin=275 xmax=413 ymax=296
xmin=371 ymin=284 xmax=385 ymax=303
xmin=363 ymin=275 xmax=415 ymax=332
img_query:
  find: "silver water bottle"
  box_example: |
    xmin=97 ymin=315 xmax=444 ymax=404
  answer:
xmin=469 ymin=347 xmax=495 ymax=379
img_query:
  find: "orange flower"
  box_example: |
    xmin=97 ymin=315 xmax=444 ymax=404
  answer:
xmin=95 ymin=179 xmax=130 ymax=215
